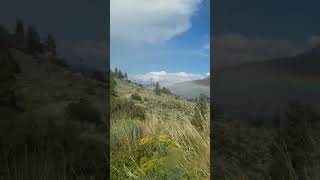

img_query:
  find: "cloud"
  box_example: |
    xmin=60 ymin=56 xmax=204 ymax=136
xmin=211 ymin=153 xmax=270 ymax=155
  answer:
xmin=132 ymin=71 xmax=206 ymax=85
xmin=214 ymin=33 xmax=306 ymax=67
xmin=111 ymin=0 xmax=202 ymax=47
xmin=189 ymin=42 xmax=210 ymax=57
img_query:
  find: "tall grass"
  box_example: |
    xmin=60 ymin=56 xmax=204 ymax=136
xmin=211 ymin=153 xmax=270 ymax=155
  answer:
xmin=111 ymin=99 xmax=210 ymax=179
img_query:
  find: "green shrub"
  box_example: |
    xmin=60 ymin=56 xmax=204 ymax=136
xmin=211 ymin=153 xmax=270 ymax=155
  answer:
xmin=133 ymin=135 xmax=187 ymax=179
xmin=65 ymin=99 xmax=101 ymax=125
xmin=131 ymin=92 xmax=142 ymax=101
xmin=111 ymin=97 xmax=146 ymax=121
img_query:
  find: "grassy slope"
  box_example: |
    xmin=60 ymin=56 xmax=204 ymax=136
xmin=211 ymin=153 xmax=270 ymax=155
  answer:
xmin=14 ymin=51 xmax=107 ymax=117
xmin=111 ymin=78 xmax=210 ymax=179
xmin=1 ymin=50 xmax=107 ymax=179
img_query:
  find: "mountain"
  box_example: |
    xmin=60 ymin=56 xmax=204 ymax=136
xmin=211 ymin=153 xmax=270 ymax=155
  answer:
xmin=167 ymin=77 xmax=210 ymax=98
xmin=213 ymin=47 xmax=320 ymax=120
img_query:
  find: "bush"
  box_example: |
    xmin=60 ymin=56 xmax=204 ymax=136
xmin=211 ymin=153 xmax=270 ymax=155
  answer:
xmin=65 ymin=99 xmax=101 ymax=125
xmin=111 ymin=97 xmax=146 ymax=120
xmin=161 ymin=87 xmax=172 ymax=95
xmin=131 ymin=92 xmax=142 ymax=101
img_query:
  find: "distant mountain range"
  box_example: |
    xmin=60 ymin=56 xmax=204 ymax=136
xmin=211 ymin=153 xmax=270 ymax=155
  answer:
xmin=166 ymin=77 xmax=210 ymax=98
xmin=213 ymin=46 xmax=320 ymax=120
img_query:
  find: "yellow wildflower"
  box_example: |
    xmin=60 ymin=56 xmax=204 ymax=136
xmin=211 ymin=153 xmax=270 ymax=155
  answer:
xmin=139 ymin=136 xmax=153 ymax=145
xmin=158 ymin=134 xmax=171 ymax=143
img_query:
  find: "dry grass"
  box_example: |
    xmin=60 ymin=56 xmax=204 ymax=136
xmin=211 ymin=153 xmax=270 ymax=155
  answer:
xmin=111 ymin=79 xmax=210 ymax=179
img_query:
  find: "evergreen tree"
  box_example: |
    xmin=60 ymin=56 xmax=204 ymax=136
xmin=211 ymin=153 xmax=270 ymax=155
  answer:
xmin=45 ymin=34 xmax=56 ymax=55
xmin=161 ymin=87 xmax=171 ymax=94
xmin=124 ymin=73 xmax=128 ymax=80
xmin=14 ymin=19 xmax=25 ymax=49
xmin=154 ymin=82 xmax=161 ymax=95
xmin=118 ymin=70 xmax=124 ymax=79
xmin=110 ymin=74 xmax=117 ymax=96
xmin=26 ymin=26 xmax=42 ymax=54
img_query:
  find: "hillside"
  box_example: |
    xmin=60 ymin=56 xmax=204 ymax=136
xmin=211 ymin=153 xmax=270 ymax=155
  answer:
xmin=110 ymin=76 xmax=210 ymax=179
xmin=167 ymin=77 xmax=210 ymax=98
xmin=0 ymin=49 xmax=108 ymax=179
xmin=212 ymin=46 xmax=320 ymax=179
xmin=213 ymin=47 xmax=320 ymax=120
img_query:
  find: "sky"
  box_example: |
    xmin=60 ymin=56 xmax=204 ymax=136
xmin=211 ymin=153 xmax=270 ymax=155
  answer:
xmin=110 ymin=0 xmax=210 ymax=85
xmin=213 ymin=0 xmax=320 ymax=67
xmin=0 ymin=0 xmax=108 ymax=72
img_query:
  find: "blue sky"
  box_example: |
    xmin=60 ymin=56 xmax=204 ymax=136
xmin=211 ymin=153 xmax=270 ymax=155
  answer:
xmin=110 ymin=0 xmax=210 ymax=84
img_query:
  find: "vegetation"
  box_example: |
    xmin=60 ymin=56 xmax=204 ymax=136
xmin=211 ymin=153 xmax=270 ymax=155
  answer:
xmin=154 ymin=82 xmax=161 ymax=95
xmin=131 ymin=92 xmax=143 ymax=101
xmin=65 ymin=99 xmax=102 ymax=125
xmin=151 ymin=81 xmax=172 ymax=95
xmin=213 ymin=100 xmax=320 ymax=180
xmin=0 ymin=21 xmax=107 ymax=179
xmin=111 ymin=73 xmax=210 ymax=179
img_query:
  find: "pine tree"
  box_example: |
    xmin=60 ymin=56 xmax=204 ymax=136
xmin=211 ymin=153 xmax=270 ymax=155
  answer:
xmin=161 ymin=87 xmax=171 ymax=94
xmin=110 ymin=74 xmax=117 ymax=96
xmin=14 ymin=19 xmax=25 ymax=49
xmin=124 ymin=73 xmax=128 ymax=80
xmin=45 ymin=34 xmax=56 ymax=55
xmin=118 ymin=70 xmax=124 ymax=79
xmin=154 ymin=82 xmax=161 ymax=95
xmin=26 ymin=26 xmax=42 ymax=54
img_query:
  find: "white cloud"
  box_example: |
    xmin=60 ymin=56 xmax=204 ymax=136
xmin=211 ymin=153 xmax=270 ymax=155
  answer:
xmin=132 ymin=71 xmax=206 ymax=85
xmin=111 ymin=0 xmax=202 ymax=46
xmin=203 ymin=43 xmax=210 ymax=50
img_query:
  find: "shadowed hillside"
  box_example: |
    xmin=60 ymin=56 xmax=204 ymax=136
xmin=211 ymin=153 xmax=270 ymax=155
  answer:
xmin=0 ymin=22 xmax=107 ymax=179
xmin=214 ymin=47 xmax=320 ymax=121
